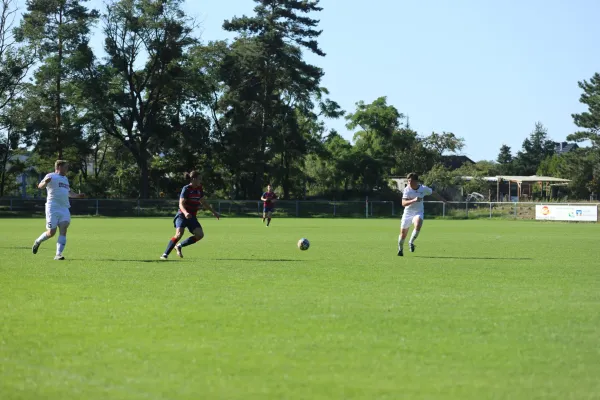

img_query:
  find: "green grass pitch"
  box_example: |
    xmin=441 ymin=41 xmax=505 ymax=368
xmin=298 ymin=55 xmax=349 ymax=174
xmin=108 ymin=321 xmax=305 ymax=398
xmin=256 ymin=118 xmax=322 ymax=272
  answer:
xmin=1 ymin=218 xmax=599 ymax=399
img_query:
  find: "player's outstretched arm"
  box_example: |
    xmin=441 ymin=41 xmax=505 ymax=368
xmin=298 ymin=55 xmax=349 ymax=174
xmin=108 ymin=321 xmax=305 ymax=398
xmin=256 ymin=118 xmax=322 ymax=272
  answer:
xmin=38 ymin=175 xmax=52 ymax=189
xmin=201 ymin=197 xmax=220 ymax=220
xmin=430 ymin=191 xmax=447 ymax=202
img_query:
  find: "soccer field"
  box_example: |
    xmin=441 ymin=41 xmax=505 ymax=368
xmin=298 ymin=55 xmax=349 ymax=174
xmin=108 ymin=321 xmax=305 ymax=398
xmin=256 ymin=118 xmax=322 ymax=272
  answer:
xmin=1 ymin=218 xmax=599 ymax=399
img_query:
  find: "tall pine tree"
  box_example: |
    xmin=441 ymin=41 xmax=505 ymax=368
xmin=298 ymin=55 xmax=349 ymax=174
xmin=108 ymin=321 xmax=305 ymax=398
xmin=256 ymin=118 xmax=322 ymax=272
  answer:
xmin=513 ymin=122 xmax=555 ymax=175
xmin=15 ymin=0 xmax=98 ymax=160
xmin=568 ymin=72 xmax=600 ymax=196
xmin=496 ymin=144 xmax=513 ymax=174
xmin=221 ymin=0 xmax=326 ymax=198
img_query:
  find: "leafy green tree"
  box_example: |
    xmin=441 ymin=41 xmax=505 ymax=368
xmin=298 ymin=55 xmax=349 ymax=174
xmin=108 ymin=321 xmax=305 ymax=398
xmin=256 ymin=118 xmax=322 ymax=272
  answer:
xmin=0 ymin=0 xmax=34 ymax=111
xmin=390 ymin=131 xmax=436 ymax=176
xmin=473 ymin=160 xmax=501 ymax=176
xmin=423 ymin=131 xmax=465 ymax=157
xmin=454 ymin=163 xmax=490 ymax=197
xmin=345 ymin=97 xmax=463 ymax=191
xmin=395 ymin=130 xmax=464 ymax=177
xmin=150 ymin=41 xmax=223 ymax=196
xmin=15 ymin=0 xmax=98 ymax=159
xmin=422 ymin=164 xmax=454 ymax=194
xmin=183 ymin=39 xmax=257 ymax=199
xmin=280 ymin=93 xmax=343 ymax=199
xmin=346 ymin=96 xmax=407 ymax=188
xmin=409 ymin=130 xmax=466 ymax=175
xmin=538 ymin=149 xmax=598 ymax=199
xmin=0 ymin=100 xmax=27 ymax=196
xmin=537 ymin=153 xmax=566 ymax=181
xmin=422 ymin=163 xmax=489 ymax=200
xmin=85 ymin=0 xmax=197 ymax=198
xmin=346 ymin=97 xmax=403 ymax=146
xmin=305 ymin=131 xmax=357 ymax=197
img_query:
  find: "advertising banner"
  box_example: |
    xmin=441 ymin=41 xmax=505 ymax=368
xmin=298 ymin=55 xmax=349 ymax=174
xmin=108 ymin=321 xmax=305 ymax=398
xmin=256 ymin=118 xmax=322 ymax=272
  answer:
xmin=535 ymin=205 xmax=597 ymax=222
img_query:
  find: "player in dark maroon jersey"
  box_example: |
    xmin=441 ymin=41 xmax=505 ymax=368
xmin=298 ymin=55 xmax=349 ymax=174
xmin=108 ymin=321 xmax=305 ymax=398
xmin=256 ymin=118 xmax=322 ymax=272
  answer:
xmin=161 ymin=171 xmax=219 ymax=260
xmin=261 ymin=184 xmax=277 ymax=227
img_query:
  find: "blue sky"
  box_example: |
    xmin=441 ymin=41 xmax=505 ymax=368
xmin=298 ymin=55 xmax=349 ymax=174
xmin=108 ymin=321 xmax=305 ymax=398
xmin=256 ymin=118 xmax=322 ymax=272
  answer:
xmin=84 ymin=0 xmax=600 ymax=161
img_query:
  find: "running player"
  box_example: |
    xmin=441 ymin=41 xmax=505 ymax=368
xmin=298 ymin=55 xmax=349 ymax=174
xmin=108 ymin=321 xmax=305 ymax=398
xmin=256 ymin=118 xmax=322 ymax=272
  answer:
xmin=32 ymin=160 xmax=85 ymax=260
xmin=261 ymin=184 xmax=277 ymax=227
xmin=160 ymin=171 xmax=219 ymax=260
xmin=398 ymin=172 xmax=445 ymax=256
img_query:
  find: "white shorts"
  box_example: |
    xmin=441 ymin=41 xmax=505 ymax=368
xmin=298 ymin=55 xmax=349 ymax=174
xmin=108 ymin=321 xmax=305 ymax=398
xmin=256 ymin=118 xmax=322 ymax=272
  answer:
xmin=46 ymin=207 xmax=71 ymax=230
xmin=401 ymin=212 xmax=424 ymax=230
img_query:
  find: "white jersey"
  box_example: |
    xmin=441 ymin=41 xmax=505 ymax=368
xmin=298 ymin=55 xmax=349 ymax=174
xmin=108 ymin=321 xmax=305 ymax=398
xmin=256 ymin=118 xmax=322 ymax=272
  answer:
xmin=402 ymin=184 xmax=433 ymax=215
xmin=44 ymin=173 xmax=71 ymax=209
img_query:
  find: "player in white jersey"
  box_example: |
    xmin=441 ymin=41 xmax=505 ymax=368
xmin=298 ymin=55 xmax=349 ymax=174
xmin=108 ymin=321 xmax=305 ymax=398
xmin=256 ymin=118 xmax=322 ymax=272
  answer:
xmin=32 ymin=160 xmax=85 ymax=260
xmin=398 ymin=172 xmax=445 ymax=256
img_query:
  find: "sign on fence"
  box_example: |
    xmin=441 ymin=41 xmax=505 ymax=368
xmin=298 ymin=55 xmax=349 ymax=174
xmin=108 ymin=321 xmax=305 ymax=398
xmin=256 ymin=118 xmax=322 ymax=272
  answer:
xmin=535 ymin=205 xmax=598 ymax=222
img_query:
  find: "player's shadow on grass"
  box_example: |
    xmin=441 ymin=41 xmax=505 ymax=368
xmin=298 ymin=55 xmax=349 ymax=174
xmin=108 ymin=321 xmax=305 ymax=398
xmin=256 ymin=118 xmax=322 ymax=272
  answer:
xmin=416 ymin=256 xmax=532 ymax=260
xmin=70 ymin=258 xmax=302 ymax=263
xmin=212 ymin=258 xmax=303 ymax=262
xmin=2 ymin=246 xmax=31 ymax=250
xmin=115 ymin=259 xmax=181 ymax=263
xmin=71 ymin=258 xmax=193 ymax=263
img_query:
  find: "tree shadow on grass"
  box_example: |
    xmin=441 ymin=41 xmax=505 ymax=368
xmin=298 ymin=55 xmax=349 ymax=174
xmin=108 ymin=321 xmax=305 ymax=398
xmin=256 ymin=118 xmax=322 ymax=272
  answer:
xmin=415 ymin=256 xmax=532 ymax=261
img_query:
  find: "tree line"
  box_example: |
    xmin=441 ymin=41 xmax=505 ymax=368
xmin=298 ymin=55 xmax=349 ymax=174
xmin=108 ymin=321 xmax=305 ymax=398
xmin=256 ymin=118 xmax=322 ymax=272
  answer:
xmin=0 ymin=0 xmax=598 ymax=200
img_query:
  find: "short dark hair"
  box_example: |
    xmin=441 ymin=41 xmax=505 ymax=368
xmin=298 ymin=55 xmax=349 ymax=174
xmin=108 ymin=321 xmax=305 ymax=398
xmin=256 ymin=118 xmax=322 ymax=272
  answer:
xmin=406 ymin=172 xmax=419 ymax=181
xmin=184 ymin=171 xmax=200 ymax=181
xmin=55 ymin=160 xmax=68 ymax=170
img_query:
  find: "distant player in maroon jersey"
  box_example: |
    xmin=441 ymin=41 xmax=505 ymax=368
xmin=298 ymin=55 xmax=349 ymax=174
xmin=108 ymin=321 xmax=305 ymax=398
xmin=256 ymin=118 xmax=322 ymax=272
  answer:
xmin=261 ymin=184 xmax=277 ymax=227
xmin=160 ymin=171 xmax=219 ymax=260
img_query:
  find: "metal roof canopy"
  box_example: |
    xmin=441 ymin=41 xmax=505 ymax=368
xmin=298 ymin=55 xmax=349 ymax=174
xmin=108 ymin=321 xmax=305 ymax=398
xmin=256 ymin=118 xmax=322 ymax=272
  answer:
xmin=458 ymin=175 xmax=571 ymax=201
xmin=391 ymin=176 xmax=571 ymax=198
xmin=493 ymin=176 xmax=570 ymax=201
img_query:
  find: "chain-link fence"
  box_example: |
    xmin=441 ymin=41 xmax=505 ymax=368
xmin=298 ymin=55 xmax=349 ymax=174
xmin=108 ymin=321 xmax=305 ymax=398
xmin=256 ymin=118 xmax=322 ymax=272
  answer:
xmin=0 ymin=199 xmax=396 ymax=218
xmin=0 ymin=198 xmax=598 ymax=221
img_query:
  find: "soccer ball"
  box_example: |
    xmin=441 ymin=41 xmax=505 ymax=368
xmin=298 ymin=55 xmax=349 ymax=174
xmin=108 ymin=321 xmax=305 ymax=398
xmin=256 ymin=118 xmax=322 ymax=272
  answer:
xmin=297 ymin=238 xmax=310 ymax=251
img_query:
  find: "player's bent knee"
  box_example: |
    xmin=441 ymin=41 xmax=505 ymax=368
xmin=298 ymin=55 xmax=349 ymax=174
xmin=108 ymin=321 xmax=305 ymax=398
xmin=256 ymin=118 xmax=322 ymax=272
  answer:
xmin=47 ymin=229 xmax=57 ymax=237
